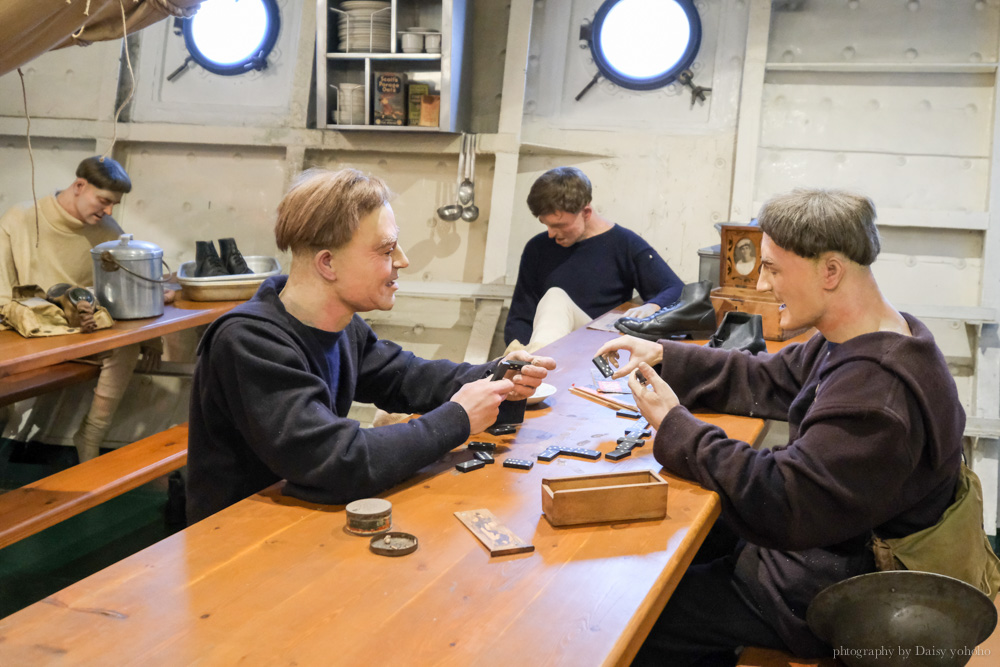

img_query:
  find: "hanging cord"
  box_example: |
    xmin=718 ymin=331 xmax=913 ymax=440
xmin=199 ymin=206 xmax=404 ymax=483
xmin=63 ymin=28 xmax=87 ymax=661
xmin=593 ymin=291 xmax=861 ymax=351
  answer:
xmin=101 ymin=0 xmax=136 ymax=161
xmin=71 ymin=0 xmax=94 ymax=40
xmin=16 ymin=68 xmax=40 ymax=249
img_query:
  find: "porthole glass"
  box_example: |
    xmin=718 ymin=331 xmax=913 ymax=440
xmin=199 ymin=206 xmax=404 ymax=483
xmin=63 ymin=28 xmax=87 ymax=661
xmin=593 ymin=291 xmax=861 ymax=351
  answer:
xmin=182 ymin=0 xmax=281 ymax=76
xmin=587 ymin=0 xmax=701 ymax=90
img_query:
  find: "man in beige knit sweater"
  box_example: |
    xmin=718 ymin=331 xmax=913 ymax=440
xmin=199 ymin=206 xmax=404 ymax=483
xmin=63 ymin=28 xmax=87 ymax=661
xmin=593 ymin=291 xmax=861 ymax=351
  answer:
xmin=0 ymin=156 xmax=157 ymax=461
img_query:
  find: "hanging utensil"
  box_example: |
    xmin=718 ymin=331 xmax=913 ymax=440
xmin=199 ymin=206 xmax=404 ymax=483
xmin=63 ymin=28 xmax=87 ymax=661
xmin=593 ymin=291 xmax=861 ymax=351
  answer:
xmin=461 ymin=134 xmax=480 ymax=222
xmin=457 ymin=132 xmax=475 ymax=206
xmin=437 ymin=133 xmax=465 ymax=221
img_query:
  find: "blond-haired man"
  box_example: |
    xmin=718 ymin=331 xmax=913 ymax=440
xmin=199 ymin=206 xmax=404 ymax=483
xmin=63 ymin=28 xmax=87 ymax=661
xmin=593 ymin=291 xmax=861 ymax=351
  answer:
xmin=187 ymin=168 xmax=555 ymax=523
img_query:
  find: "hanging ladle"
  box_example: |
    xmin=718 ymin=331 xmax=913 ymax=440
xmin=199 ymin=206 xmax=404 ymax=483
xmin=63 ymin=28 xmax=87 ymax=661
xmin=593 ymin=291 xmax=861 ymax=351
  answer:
xmin=436 ymin=133 xmax=466 ymax=221
xmin=461 ymin=134 xmax=479 ymax=222
xmin=457 ymin=132 xmax=475 ymax=206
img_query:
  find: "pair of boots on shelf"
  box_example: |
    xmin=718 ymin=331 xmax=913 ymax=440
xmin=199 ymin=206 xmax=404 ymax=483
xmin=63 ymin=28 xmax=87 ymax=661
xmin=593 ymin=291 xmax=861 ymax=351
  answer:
xmin=613 ymin=280 xmax=766 ymax=354
xmin=195 ymin=238 xmax=253 ymax=277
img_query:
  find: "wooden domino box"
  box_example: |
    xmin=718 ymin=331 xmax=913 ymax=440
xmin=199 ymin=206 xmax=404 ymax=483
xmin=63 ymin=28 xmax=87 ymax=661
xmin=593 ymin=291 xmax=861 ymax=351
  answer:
xmin=541 ymin=470 xmax=668 ymax=527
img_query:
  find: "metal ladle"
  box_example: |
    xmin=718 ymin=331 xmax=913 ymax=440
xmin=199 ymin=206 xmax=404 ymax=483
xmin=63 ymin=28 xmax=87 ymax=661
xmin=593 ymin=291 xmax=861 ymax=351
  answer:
xmin=436 ymin=133 xmax=465 ymax=221
xmin=461 ymin=134 xmax=479 ymax=222
xmin=457 ymin=132 xmax=475 ymax=206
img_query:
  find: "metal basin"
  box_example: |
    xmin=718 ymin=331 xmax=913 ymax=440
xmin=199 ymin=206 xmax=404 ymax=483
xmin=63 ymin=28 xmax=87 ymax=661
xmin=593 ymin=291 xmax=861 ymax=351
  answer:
xmin=806 ymin=571 xmax=997 ymax=667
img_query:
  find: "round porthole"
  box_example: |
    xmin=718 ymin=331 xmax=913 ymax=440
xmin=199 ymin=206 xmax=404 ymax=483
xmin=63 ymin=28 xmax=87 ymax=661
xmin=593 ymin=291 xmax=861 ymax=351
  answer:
xmin=586 ymin=0 xmax=701 ymax=91
xmin=181 ymin=0 xmax=281 ymax=76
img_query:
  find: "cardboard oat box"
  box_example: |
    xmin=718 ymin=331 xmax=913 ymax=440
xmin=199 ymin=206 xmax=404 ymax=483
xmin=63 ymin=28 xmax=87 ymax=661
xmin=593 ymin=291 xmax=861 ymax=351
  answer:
xmin=407 ymin=83 xmax=430 ymax=126
xmin=418 ymin=94 xmax=440 ymax=128
xmin=373 ymin=72 xmax=406 ymax=126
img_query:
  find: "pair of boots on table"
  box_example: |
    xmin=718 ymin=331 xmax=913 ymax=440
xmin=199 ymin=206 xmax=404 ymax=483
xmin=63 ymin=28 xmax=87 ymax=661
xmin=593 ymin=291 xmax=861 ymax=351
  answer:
xmin=194 ymin=238 xmax=252 ymax=278
xmin=614 ymin=280 xmax=766 ymax=355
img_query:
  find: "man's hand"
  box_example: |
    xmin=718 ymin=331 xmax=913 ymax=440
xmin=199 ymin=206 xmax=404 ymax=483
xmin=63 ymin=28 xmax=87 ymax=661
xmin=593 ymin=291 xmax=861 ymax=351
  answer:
xmin=451 ymin=377 xmax=515 ymax=434
xmin=136 ymin=344 xmax=163 ymax=373
xmin=621 ymin=302 xmax=661 ymax=320
xmin=163 ymin=272 xmax=178 ymax=305
xmin=626 ymin=362 xmax=679 ymax=430
xmin=594 ymin=335 xmax=663 ymax=380
xmin=499 ymin=350 xmax=557 ymax=401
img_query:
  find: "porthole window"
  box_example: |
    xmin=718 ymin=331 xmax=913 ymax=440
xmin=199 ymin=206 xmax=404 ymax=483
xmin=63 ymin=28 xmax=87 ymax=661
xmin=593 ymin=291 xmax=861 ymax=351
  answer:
xmin=580 ymin=0 xmax=701 ymax=94
xmin=181 ymin=0 xmax=281 ymax=76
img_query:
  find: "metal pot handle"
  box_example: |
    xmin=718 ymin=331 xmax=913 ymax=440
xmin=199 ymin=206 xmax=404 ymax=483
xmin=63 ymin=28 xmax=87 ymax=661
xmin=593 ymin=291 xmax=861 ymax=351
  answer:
xmin=99 ymin=251 xmax=174 ymax=284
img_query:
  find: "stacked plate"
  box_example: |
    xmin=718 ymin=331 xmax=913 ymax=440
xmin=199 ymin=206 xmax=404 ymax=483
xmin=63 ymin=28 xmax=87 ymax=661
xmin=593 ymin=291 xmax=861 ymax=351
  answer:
xmin=335 ymin=0 xmax=391 ymax=53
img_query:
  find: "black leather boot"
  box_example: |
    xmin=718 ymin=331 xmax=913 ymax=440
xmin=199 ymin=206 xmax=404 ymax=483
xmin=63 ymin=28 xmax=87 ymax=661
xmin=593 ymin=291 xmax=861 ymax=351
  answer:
xmin=707 ymin=311 xmax=767 ymax=355
xmin=614 ymin=280 xmax=718 ymax=341
xmin=194 ymin=241 xmax=228 ymax=277
xmin=218 ymin=237 xmax=253 ymax=275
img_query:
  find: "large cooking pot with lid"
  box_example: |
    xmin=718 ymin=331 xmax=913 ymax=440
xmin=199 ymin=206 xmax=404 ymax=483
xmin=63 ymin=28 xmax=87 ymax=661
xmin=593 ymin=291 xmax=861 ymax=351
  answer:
xmin=91 ymin=233 xmax=165 ymax=320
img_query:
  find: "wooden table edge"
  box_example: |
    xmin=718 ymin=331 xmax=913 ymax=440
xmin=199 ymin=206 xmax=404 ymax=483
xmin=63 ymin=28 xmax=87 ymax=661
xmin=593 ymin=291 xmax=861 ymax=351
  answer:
xmin=607 ymin=490 xmax=723 ymax=666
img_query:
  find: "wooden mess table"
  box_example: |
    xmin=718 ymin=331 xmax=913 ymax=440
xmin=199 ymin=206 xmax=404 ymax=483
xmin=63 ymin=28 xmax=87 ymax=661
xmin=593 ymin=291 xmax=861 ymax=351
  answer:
xmin=0 ymin=299 xmax=244 ymax=408
xmin=0 ymin=298 xmax=245 ymax=380
xmin=0 ymin=317 xmax=784 ymax=666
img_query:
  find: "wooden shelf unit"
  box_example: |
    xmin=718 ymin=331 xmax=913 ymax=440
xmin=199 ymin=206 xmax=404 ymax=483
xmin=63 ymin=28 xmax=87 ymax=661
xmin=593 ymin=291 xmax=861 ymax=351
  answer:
xmin=315 ymin=0 xmax=470 ymax=131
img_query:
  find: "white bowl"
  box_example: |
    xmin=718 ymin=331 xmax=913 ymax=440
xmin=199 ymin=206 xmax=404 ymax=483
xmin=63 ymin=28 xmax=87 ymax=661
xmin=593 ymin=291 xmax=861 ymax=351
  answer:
xmin=526 ymin=382 xmax=556 ymax=406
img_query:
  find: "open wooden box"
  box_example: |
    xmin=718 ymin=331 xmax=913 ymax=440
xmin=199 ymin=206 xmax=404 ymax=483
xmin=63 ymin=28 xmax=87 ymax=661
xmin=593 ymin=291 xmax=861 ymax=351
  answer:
xmin=541 ymin=470 xmax=668 ymax=527
xmin=710 ymin=225 xmax=806 ymax=341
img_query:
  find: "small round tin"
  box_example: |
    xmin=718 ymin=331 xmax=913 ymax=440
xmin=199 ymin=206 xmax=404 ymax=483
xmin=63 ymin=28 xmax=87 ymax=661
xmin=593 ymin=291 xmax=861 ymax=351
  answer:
xmin=344 ymin=498 xmax=392 ymax=536
xmin=370 ymin=532 xmax=419 ymax=557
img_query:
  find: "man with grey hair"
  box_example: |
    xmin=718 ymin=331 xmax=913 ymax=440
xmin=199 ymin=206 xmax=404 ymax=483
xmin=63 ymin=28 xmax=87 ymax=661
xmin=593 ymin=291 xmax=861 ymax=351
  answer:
xmin=596 ymin=189 xmax=964 ymax=664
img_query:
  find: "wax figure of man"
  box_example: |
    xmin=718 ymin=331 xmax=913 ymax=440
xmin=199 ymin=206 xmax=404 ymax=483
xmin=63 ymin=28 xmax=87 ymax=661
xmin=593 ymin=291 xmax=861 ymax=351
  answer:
xmin=187 ymin=168 xmax=556 ymax=524
xmin=503 ymin=166 xmax=684 ymax=351
xmin=0 ymin=156 xmax=159 ymax=461
xmin=596 ymin=189 xmax=964 ymax=665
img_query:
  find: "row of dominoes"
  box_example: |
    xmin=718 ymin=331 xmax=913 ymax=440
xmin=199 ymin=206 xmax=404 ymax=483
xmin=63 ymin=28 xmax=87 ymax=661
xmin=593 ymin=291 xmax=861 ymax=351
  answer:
xmin=456 ymin=416 xmax=653 ymax=472
xmin=605 ymin=420 xmax=652 ymax=461
xmin=456 ymin=440 xmax=535 ymax=472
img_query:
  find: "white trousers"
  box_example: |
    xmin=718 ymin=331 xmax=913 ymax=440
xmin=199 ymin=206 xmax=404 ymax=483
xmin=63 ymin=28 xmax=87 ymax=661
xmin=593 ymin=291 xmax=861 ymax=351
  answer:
xmin=73 ymin=344 xmax=141 ymax=461
xmin=524 ymin=287 xmax=591 ymax=352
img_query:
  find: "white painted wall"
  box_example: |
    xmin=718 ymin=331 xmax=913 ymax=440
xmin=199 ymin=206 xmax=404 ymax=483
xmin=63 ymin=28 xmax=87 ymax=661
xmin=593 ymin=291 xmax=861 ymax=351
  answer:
xmin=515 ymin=0 xmax=750 ymax=283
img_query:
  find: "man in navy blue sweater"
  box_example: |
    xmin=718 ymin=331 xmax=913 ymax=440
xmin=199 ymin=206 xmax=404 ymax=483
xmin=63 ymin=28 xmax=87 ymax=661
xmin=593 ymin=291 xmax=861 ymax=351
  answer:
xmin=188 ymin=168 xmax=555 ymax=523
xmin=504 ymin=167 xmax=684 ymax=350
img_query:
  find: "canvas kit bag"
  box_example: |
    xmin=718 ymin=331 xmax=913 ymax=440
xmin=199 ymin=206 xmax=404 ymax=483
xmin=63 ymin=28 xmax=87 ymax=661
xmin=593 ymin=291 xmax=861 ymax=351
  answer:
xmin=872 ymin=463 xmax=1000 ymax=600
xmin=0 ymin=284 xmax=113 ymax=337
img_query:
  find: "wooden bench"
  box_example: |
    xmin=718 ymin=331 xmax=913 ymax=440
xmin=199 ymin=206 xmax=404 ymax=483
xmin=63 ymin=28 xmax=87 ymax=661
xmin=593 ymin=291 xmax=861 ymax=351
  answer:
xmin=0 ymin=361 xmax=101 ymax=408
xmin=737 ymin=647 xmax=837 ymax=667
xmin=0 ymin=423 xmax=188 ymax=549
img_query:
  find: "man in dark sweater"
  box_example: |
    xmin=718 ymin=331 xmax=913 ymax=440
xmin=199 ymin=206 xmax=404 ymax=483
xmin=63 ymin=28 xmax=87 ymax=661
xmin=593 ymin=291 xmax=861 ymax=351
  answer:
xmin=503 ymin=167 xmax=683 ymax=350
xmin=597 ymin=189 xmax=964 ymax=664
xmin=187 ymin=168 xmax=555 ymax=524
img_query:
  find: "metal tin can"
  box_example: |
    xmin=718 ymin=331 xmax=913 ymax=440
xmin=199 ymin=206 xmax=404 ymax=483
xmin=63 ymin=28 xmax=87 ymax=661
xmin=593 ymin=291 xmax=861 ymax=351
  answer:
xmin=344 ymin=498 xmax=392 ymax=536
